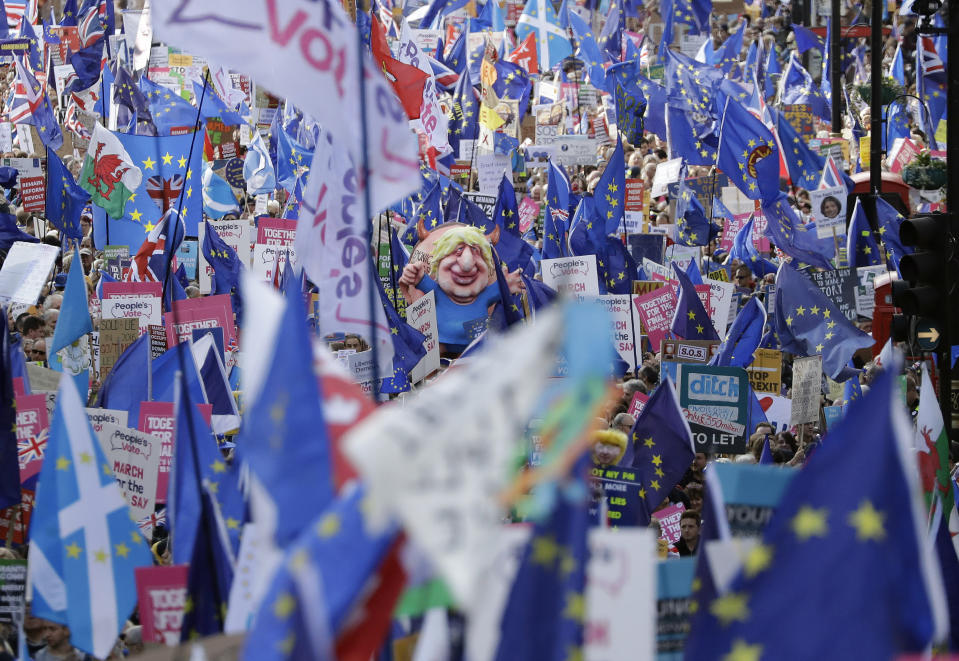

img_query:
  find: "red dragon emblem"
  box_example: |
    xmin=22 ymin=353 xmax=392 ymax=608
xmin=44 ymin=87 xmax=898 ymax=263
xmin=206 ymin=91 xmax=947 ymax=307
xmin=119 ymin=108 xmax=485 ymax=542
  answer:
xmin=918 ymin=425 xmax=947 ymax=494
xmin=746 ymin=144 xmax=773 ymax=178
xmin=86 ymin=141 xmax=130 ymax=199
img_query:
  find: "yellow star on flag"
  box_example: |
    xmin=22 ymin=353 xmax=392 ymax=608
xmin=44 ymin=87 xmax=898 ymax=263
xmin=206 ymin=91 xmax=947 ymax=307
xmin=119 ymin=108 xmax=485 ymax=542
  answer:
xmin=848 ymin=500 xmax=885 ymax=541
xmin=791 ymin=505 xmax=828 ymax=540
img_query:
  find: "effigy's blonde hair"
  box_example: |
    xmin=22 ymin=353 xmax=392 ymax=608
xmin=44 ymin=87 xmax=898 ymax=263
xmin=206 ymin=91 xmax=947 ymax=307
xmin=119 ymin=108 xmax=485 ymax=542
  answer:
xmin=429 ymin=225 xmax=495 ymax=279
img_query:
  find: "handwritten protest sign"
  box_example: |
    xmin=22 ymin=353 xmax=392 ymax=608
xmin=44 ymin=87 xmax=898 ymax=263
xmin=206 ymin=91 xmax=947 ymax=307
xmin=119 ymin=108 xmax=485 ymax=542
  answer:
xmin=634 ymin=286 xmax=677 ymax=351
xmin=746 ymin=348 xmax=782 ymax=395
xmin=706 ymin=280 xmax=735 ymax=337
xmin=408 ymin=291 xmax=440 ymax=384
xmin=810 ymin=268 xmax=858 ymax=321
xmin=586 ymin=529 xmax=655 ymax=661
xmin=790 ymin=355 xmax=822 ymax=425
xmin=596 ymin=295 xmax=641 ymax=371
xmin=0 ymin=242 xmax=59 ymax=305
xmin=657 ymin=557 xmax=696 ymax=658
xmin=138 ymin=402 xmax=174 ymax=503
xmin=0 ymin=559 xmax=27 ymax=625
xmin=678 ymin=365 xmax=749 ymax=454
xmin=94 ymin=423 xmax=161 ymax=531
xmin=15 ymin=393 xmax=48 ymax=483
xmin=541 ymin=255 xmax=600 ymax=296
xmin=99 ymin=318 xmax=140 ymax=380
xmin=135 ymin=565 xmax=188 ymax=646
xmin=252 ymin=217 xmax=297 ymax=284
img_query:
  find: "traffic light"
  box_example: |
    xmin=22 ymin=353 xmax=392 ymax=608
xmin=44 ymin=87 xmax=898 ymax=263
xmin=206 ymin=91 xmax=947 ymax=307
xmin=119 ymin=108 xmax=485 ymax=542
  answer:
xmin=890 ymin=212 xmax=957 ymax=351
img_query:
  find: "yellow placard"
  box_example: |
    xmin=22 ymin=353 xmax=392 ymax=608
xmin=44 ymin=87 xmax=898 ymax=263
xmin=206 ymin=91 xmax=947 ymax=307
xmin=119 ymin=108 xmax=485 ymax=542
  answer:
xmin=746 ymin=348 xmax=782 ymax=394
xmin=859 ymin=135 xmax=870 ymax=168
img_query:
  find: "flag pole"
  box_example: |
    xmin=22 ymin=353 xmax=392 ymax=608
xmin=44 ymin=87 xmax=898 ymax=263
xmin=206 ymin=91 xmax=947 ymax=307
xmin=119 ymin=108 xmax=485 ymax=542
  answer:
xmin=357 ymin=1 xmax=382 ymax=402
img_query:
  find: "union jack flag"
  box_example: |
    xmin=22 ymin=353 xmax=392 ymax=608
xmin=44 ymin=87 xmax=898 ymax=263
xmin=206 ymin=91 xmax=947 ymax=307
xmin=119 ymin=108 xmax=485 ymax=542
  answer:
xmin=17 ymin=429 xmax=47 ymax=473
xmin=5 ymin=0 xmax=35 ymax=32
xmin=918 ymin=36 xmax=944 ymax=76
xmin=137 ymin=507 xmax=166 ymax=537
xmin=76 ymin=0 xmax=107 ymax=48
xmin=63 ymin=100 xmax=91 ymax=140
xmin=147 ymin=174 xmax=184 ymax=214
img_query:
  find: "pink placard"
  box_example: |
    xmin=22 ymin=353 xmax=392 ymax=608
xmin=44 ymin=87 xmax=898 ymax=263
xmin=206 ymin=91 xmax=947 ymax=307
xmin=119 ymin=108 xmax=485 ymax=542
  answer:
xmin=634 ymin=286 xmax=677 ymax=351
xmin=102 ymin=281 xmax=163 ymax=299
xmin=135 ymin=565 xmax=189 ymax=646
xmin=15 ymin=393 xmax=48 ymax=483
xmin=518 ymin=196 xmax=540 ymax=234
xmin=719 ymin=212 xmax=770 ymax=253
xmin=653 ymin=503 xmax=686 ymax=544
xmin=627 ymin=392 xmax=649 ymax=418
xmin=138 ymin=402 xmax=174 ymax=504
xmin=889 ymin=138 xmax=920 ymax=174
xmin=164 ymin=294 xmax=237 ymax=354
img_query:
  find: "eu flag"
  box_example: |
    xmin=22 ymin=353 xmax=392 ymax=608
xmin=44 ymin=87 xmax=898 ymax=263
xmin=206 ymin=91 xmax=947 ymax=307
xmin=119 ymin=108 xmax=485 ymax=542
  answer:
xmin=711 ymin=297 xmax=767 ymax=368
xmin=447 ymin=67 xmax=479 ymax=158
xmin=761 ymin=193 xmax=834 ymax=271
xmin=201 ymin=219 xmax=242 ymax=297
xmin=772 ymin=106 xmax=825 ymax=191
xmin=568 ymin=9 xmax=607 ymax=91
xmin=845 ymin=198 xmax=882 ymax=267
xmin=377 ymin=273 xmax=428 ymax=394
xmin=716 ymin=21 xmax=746 ymax=74
xmin=667 ymin=105 xmax=718 ymax=165
xmin=874 ymin=196 xmax=913 ymax=275
xmin=728 ymin=213 xmax=777 ymax=277
xmin=629 ymin=377 xmax=695 ymax=525
xmin=773 ymin=262 xmax=874 ymax=381
xmin=493 ymin=175 xmax=534 ymax=273
xmin=675 ymin=175 xmax=712 ymax=247
xmin=275 ymin=127 xmax=313 ymax=192
xmin=45 ymin=147 xmax=89 ymax=241
xmin=493 ymin=464 xmax=590 ymax=661
xmin=636 ymin=75 xmax=666 ymax=139
xmin=595 ymin=138 xmax=625 ymax=234
xmin=139 ymin=76 xmax=198 ymax=135
xmin=608 ymin=60 xmax=647 ymax=145
xmin=544 ymin=160 xmax=570 ymax=260
xmin=414 ymin=181 xmax=444 ymax=233
xmin=684 ymin=363 xmax=948 ymax=660
xmin=779 ymin=52 xmax=830 ymax=120
xmin=791 ymin=23 xmax=824 ymax=53
xmin=717 ymin=95 xmax=780 ymax=202
xmin=671 ymin=262 xmax=719 ymax=341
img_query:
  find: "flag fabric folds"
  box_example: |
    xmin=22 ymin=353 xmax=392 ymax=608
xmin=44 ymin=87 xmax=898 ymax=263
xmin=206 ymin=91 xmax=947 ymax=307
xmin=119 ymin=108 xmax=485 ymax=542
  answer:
xmin=46 ymin=147 xmax=90 ymax=241
xmin=671 ymin=263 xmax=719 ymax=341
xmin=49 ymin=245 xmax=93 ymax=356
xmin=711 ymin=297 xmax=767 ymax=368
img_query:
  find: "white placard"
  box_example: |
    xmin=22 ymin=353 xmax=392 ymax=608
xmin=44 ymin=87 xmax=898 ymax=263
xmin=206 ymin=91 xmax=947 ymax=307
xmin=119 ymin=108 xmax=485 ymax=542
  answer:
xmin=541 ymin=255 xmax=601 ymax=297
xmin=706 ymin=280 xmax=735 ymax=337
xmin=198 ymin=218 xmax=253 ymax=294
xmin=650 ymin=157 xmax=684 ymax=198
xmin=810 ymin=185 xmax=847 ymax=238
xmin=477 ymin=152 xmax=512 ymax=194
xmin=85 ymin=408 xmax=129 ymax=435
xmin=93 ymin=422 xmax=162 ymax=534
xmin=790 ymin=355 xmax=822 ymax=425
xmin=0 ymin=242 xmax=59 ymax=305
xmin=101 ymin=295 xmax=162 ymax=330
xmin=408 ymin=291 xmax=440 ymax=384
xmin=596 ymin=294 xmax=642 ymax=371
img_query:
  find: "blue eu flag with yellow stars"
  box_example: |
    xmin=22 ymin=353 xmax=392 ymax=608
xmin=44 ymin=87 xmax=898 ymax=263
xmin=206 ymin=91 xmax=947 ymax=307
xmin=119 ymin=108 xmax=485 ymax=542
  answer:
xmin=608 ymin=61 xmax=647 ymax=146
xmin=761 ymin=193 xmax=834 ymax=271
xmin=728 ymin=213 xmax=777 ymax=277
xmin=771 ymin=106 xmax=825 ymax=191
xmin=684 ymin=362 xmax=948 ymax=661
xmin=377 ymin=272 xmax=428 ymax=394
xmin=780 ymin=52 xmax=831 ymax=121
xmin=544 ymin=160 xmax=571 ymax=260
xmin=636 ymin=75 xmax=667 ymax=140
xmin=46 ymin=147 xmax=89 ymax=241
xmin=414 ymin=181 xmax=444 ymax=234
xmin=874 ymin=195 xmax=913 ymax=275
xmin=845 ymin=198 xmax=882 ymax=267
xmin=717 ymin=94 xmax=780 ymax=202
xmin=568 ymin=9 xmax=607 ymax=91
xmin=91 ymin=131 xmax=203 ymax=250
xmin=671 ymin=262 xmax=719 ymax=341
xmin=773 ymin=262 xmax=874 ymax=381
xmin=595 ymin=137 xmax=625 ymax=234
xmin=711 ymin=297 xmax=767 ymax=368
xmin=494 ymin=462 xmax=591 ymax=661
xmin=628 ymin=376 xmax=695 ymax=525
xmin=675 ymin=175 xmax=712 ymax=247
xmin=275 ymin=127 xmax=313 ymax=193
xmin=139 ymin=76 xmax=199 ymax=135
xmin=447 ymin=67 xmax=479 ymax=158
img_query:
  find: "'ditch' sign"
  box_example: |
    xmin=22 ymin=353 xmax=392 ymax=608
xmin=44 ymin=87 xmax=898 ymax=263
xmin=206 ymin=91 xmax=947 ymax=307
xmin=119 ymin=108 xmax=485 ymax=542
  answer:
xmin=677 ymin=365 xmax=750 ymax=454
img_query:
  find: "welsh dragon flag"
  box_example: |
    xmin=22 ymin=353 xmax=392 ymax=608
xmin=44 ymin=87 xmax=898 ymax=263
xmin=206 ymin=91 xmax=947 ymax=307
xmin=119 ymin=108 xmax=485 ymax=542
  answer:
xmin=915 ymin=363 xmax=951 ymax=510
xmin=80 ymin=123 xmax=142 ymax=219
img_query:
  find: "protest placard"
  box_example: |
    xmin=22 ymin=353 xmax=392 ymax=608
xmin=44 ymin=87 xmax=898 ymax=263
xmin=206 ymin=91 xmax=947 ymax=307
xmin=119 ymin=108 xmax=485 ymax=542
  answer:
xmin=633 ymin=280 xmax=666 ymax=297
xmin=102 ymin=281 xmax=163 ymax=331
xmin=746 ymin=348 xmax=782 ymax=395
xmin=99 ymin=318 xmax=140 ymax=379
xmin=651 ymin=157 xmax=683 ymax=198
xmin=0 ymin=490 xmax=33 ymax=545
xmin=138 ymin=402 xmax=175 ymax=503
xmin=855 ymin=265 xmax=886 ymax=319
xmin=518 ymin=196 xmax=540 ymax=234
xmin=586 ymin=529 xmax=655 ymax=661
xmin=790 ymin=355 xmax=822 ymax=425
xmin=0 ymin=242 xmax=59 ymax=305
xmin=463 ymin=192 xmax=497 ymax=219
xmin=653 ymin=503 xmax=686 ymax=545
xmin=85 ymin=408 xmax=129 ymax=434
xmin=551 ymin=135 xmax=598 ymax=166
xmin=754 ymin=393 xmax=792 ymax=433
xmin=624 ymin=179 xmax=644 ymax=233
xmin=165 ymin=295 xmax=237 ymax=366
xmin=706 ymin=279 xmax=735 ymax=337
xmin=149 ymin=325 xmax=168 ymax=358
xmin=823 ymin=405 xmax=843 ymax=429
xmin=541 ymin=255 xmax=600 ymax=297
xmin=589 ymin=464 xmax=646 ymax=527
xmin=634 ymin=285 xmax=676 ymax=352
xmin=0 ymin=559 xmax=26 ymax=624
xmin=135 ymin=565 xmax=189 ymax=646
xmin=810 ymin=268 xmax=858 ymax=320
xmin=476 ymin=152 xmax=512 ymax=193
xmin=408 ymin=291 xmax=440 ymax=384
xmin=628 ymin=392 xmax=649 ymax=418
xmin=3 ymin=158 xmax=45 ymax=213
xmin=16 ymin=393 xmax=49 ymax=483
xmin=198 ymin=218 xmax=253 ymax=294
xmin=94 ymin=423 xmax=161 ymax=530
xmin=251 ymin=217 xmax=297 ymax=284
xmin=810 ymin=185 xmax=847 ymax=239
xmin=597 ymin=295 xmax=642 ymax=371
xmin=678 ymin=365 xmax=750 ymax=454
xmin=661 ymin=339 xmax=720 ymax=365
xmin=712 ymin=463 xmax=796 ymax=537
xmin=656 ymin=557 xmax=696 ymax=658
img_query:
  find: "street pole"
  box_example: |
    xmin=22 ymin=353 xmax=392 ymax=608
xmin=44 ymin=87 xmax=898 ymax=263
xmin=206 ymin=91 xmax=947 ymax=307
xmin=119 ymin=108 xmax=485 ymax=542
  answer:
xmin=868 ymin=0 xmax=882 ymax=194
xmin=945 ymin=0 xmax=959 ymax=444
xmin=829 ymin=0 xmax=841 ymax=133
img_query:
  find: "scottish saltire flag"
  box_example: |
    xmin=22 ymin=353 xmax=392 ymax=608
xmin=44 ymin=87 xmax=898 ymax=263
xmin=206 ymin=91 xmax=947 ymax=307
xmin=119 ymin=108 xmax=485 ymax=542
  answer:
xmin=201 ymin=164 xmax=240 ymax=219
xmin=49 ymin=245 xmax=93 ymax=356
xmin=243 ymin=129 xmax=276 ymax=195
xmin=711 ymin=297 xmax=767 ymax=368
xmin=494 ymin=463 xmax=590 ymax=661
xmin=568 ymin=10 xmax=607 ymax=90
xmin=762 ymin=194 xmax=834 ymax=270
xmin=544 ymin=160 xmax=570 ymax=260
xmin=728 ymin=214 xmax=777 ymax=277
xmin=91 ymin=130 xmax=203 ymax=250
xmin=28 ymin=374 xmax=152 ymax=659
xmin=774 ymin=262 xmax=874 ymax=381
xmin=595 ymin=138 xmax=625 ymax=233
xmin=0 ymin=311 xmax=18 ymax=509
xmin=772 ymin=108 xmax=825 ymax=190
xmin=515 ymin=0 xmax=572 ymax=70
xmin=46 ymin=147 xmax=89 ymax=241
xmin=244 ymin=483 xmax=398 ymax=659
xmin=874 ymin=196 xmax=912 ymax=274
xmin=629 ymin=377 xmax=695 ymax=525
xmin=671 ymin=262 xmax=719 ymax=341
xmin=779 ymin=52 xmax=830 ymax=120
xmin=846 ymin=198 xmax=882 ymax=268
xmin=10 ymin=55 xmax=63 ymax=150
xmin=717 ymin=95 xmax=780 ymax=202
xmin=236 ymin=281 xmax=335 ymax=548
xmin=684 ymin=363 xmax=948 ymax=660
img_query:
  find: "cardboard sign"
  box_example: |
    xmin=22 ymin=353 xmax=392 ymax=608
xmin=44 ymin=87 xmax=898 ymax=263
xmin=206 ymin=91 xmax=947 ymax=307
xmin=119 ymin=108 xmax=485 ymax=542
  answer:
xmin=597 ymin=294 xmax=642 ymax=371
xmin=790 ymin=355 xmax=822 ymax=425
xmin=755 ymin=393 xmax=792 ymax=433
xmin=198 ymin=218 xmax=252 ymax=294
xmin=746 ymin=348 xmax=782 ymax=395
xmin=251 ymin=217 xmax=297 ymax=283
xmin=138 ymin=402 xmax=175 ymax=503
xmin=661 ymin=339 xmax=719 ymax=365
xmin=541 ymin=255 xmax=601 ymax=297
xmin=99 ymin=318 xmax=140 ymax=379
xmin=809 ymin=268 xmax=858 ymax=321
xmin=0 ymin=559 xmax=27 ymax=624
xmin=656 ymin=557 xmax=696 ymax=658
xmin=408 ymin=291 xmax=440 ymax=384
xmin=678 ymin=365 xmax=750 ymax=454
xmin=164 ymin=295 xmax=237 ymax=365
xmin=463 ymin=192 xmax=497 ymax=220
xmin=633 ymin=280 xmax=666 ymax=297
xmin=0 ymin=242 xmax=59 ymax=305
xmin=810 ymin=185 xmax=847 ymax=238
xmin=589 ymin=464 xmax=646 ymax=527
xmin=652 ymin=503 xmax=686 ymax=544
xmin=135 ymin=565 xmax=189 ymax=646
xmin=634 ymin=285 xmax=677 ymax=351
xmin=15 ymin=393 xmax=49 ymax=483
xmin=585 ymin=529 xmax=656 ymax=661
xmin=93 ymin=423 xmax=161 ymax=532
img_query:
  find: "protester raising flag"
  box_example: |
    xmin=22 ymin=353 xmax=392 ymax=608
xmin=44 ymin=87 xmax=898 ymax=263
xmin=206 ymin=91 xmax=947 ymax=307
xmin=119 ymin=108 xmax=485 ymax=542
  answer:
xmin=80 ymin=122 xmax=142 ymax=219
